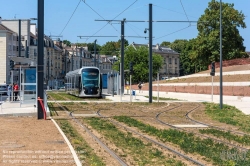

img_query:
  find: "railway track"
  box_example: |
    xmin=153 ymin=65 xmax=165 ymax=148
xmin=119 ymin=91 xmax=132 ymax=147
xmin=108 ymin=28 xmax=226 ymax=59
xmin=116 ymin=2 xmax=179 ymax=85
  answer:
xmin=47 ymin=92 xmax=249 ymax=165
xmin=155 ymin=102 xmax=250 ymax=151
xmin=97 ymin=109 xmax=205 ymax=166
xmin=49 ymin=98 xmax=128 ymax=166
xmin=185 ymin=104 xmax=250 ymax=136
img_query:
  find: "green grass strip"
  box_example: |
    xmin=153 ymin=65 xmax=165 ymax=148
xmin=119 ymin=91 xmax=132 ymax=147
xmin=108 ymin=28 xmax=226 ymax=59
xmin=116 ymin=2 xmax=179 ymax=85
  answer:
xmin=57 ymin=120 xmax=105 ymax=165
xmin=200 ymin=128 xmax=250 ymax=145
xmin=204 ymin=103 xmax=250 ymax=133
xmin=84 ymin=117 xmax=185 ymax=166
xmin=114 ymin=116 xmax=250 ymax=166
xmin=47 ymin=92 xmax=66 ymax=100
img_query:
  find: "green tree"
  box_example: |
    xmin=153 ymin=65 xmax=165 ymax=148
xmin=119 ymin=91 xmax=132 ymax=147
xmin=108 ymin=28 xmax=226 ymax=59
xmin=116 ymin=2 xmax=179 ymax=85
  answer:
xmin=160 ymin=41 xmax=171 ymax=47
xmin=115 ymin=45 xmax=163 ymax=84
xmin=87 ymin=43 xmax=101 ymax=54
xmin=100 ymin=41 xmax=119 ymax=55
xmin=196 ymin=0 xmax=247 ymax=66
xmin=63 ymin=40 xmax=71 ymax=47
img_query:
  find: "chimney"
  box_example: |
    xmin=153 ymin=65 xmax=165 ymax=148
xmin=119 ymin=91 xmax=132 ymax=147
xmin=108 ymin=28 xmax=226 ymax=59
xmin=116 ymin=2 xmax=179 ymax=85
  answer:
xmin=0 ymin=17 xmax=2 ymax=24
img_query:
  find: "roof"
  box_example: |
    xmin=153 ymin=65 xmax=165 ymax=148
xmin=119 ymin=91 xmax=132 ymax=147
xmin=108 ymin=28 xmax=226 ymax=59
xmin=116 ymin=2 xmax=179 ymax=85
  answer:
xmin=131 ymin=42 xmax=179 ymax=55
xmin=30 ymin=32 xmax=37 ymax=39
xmin=9 ymin=56 xmax=37 ymax=66
xmin=0 ymin=24 xmax=15 ymax=33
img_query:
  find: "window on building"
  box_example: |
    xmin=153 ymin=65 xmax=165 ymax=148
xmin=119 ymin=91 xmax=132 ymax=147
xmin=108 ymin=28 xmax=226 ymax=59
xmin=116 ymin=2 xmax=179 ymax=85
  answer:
xmin=169 ymin=58 xmax=172 ymax=64
xmin=175 ymin=58 xmax=177 ymax=64
xmin=175 ymin=67 xmax=178 ymax=74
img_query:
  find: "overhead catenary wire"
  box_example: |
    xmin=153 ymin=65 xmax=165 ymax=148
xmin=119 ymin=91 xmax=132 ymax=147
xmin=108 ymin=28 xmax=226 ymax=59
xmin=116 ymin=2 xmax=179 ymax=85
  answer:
xmin=59 ymin=0 xmax=82 ymax=36
xmin=84 ymin=0 xmax=138 ymax=42
xmin=83 ymin=1 xmax=119 ymax=33
xmin=180 ymin=0 xmax=191 ymax=26
xmin=153 ymin=5 xmax=198 ymax=19
xmin=154 ymin=25 xmax=192 ymax=41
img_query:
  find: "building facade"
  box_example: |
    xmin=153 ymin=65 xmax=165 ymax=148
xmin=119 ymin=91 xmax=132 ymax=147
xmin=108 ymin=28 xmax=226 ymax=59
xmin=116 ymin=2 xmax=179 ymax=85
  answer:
xmin=0 ymin=18 xmax=18 ymax=84
xmin=131 ymin=42 xmax=180 ymax=78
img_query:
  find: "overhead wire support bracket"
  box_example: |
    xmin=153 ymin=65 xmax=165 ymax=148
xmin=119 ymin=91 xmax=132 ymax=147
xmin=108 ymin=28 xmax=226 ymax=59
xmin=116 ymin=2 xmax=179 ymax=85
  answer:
xmin=77 ymin=35 xmax=149 ymax=38
xmin=95 ymin=19 xmax=199 ymax=23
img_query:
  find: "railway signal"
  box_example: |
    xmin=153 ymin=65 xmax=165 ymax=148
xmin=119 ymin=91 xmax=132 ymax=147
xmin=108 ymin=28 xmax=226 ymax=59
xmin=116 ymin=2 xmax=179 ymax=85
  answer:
xmin=210 ymin=62 xmax=215 ymax=76
xmin=129 ymin=62 xmax=133 ymax=75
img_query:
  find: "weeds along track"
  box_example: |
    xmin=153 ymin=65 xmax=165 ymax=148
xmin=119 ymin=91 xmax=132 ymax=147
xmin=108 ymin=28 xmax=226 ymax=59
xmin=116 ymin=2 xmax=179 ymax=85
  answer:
xmin=155 ymin=102 xmax=250 ymax=151
xmin=97 ymin=109 xmax=205 ymax=166
xmin=47 ymin=92 xmax=250 ymax=165
xmin=185 ymin=105 xmax=250 ymax=136
xmin=48 ymin=96 xmax=128 ymax=166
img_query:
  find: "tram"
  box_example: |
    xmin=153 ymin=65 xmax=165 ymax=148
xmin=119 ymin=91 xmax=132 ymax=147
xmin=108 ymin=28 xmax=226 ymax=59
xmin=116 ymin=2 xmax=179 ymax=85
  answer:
xmin=65 ymin=67 xmax=102 ymax=98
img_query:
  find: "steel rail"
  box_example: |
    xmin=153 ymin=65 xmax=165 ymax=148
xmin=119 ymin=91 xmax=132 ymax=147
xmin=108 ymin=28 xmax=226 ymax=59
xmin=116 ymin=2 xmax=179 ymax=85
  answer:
xmin=155 ymin=103 xmax=249 ymax=151
xmin=49 ymin=97 xmax=128 ymax=166
xmin=97 ymin=109 xmax=205 ymax=166
xmin=185 ymin=104 xmax=250 ymax=136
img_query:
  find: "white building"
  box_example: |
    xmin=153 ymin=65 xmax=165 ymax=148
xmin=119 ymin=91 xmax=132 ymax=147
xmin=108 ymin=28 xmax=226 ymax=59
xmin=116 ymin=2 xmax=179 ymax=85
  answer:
xmin=0 ymin=17 xmax=18 ymax=84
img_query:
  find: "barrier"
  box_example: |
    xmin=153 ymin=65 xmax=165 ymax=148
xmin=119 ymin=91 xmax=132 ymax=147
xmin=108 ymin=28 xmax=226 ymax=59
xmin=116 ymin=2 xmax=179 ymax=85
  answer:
xmin=37 ymin=97 xmax=46 ymax=120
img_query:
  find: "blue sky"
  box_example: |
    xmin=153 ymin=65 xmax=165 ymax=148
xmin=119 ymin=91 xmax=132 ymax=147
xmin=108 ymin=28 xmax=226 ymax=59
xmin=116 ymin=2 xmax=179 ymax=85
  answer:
xmin=1 ymin=0 xmax=249 ymax=50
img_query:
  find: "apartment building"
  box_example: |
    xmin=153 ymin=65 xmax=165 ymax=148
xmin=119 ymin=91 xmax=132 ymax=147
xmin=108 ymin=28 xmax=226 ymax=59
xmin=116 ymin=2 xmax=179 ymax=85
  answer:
xmin=131 ymin=42 xmax=180 ymax=78
xmin=1 ymin=18 xmax=64 ymax=89
xmin=0 ymin=18 xmax=18 ymax=84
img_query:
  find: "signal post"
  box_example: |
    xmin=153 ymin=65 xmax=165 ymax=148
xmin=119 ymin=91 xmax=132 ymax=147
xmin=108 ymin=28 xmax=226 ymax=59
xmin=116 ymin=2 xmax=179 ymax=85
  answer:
xmin=210 ymin=62 xmax=215 ymax=101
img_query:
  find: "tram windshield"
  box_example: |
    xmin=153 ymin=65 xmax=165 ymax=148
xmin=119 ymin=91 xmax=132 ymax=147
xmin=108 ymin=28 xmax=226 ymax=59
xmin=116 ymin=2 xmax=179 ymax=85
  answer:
xmin=82 ymin=68 xmax=99 ymax=87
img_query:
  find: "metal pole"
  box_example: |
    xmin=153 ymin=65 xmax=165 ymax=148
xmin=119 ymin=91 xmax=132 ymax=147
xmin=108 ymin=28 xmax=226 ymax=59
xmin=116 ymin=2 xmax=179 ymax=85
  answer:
xmin=37 ymin=0 xmax=44 ymax=119
xmin=76 ymin=45 xmax=78 ymax=68
xmin=71 ymin=49 xmax=74 ymax=71
xmin=94 ymin=40 xmax=97 ymax=67
xmin=11 ymin=70 xmax=13 ymax=102
xmin=47 ymin=53 xmax=49 ymax=89
xmin=120 ymin=63 xmax=122 ymax=102
xmin=130 ymin=74 xmax=132 ymax=103
xmin=80 ymin=47 xmax=82 ymax=68
xmin=121 ymin=18 xmax=125 ymax=95
xmin=19 ymin=19 xmax=21 ymax=57
xmin=112 ymin=71 xmax=114 ymax=97
xmin=64 ymin=52 xmax=66 ymax=75
xmin=25 ymin=40 xmax=28 ymax=58
xmin=157 ymin=73 xmax=159 ymax=102
xmin=149 ymin=3 xmax=153 ymax=103
xmin=220 ymin=0 xmax=223 ymax=109
xmin=212 ymin=76 xmax=213 ymax=102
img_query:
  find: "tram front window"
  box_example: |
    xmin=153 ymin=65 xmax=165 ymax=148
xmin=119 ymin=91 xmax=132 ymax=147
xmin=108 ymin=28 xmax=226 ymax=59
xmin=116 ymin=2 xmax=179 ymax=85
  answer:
xmin=82 ymin=71 xmax=99 ymax=87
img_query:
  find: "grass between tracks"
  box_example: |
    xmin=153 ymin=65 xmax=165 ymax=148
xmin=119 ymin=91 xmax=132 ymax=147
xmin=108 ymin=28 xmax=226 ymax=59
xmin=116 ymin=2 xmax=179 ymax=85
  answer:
xmin=204 ymin=103 xmax=250 ymax=133
xmin=56 ymin=119 xmax=105 ymax=165
xmin=84 ymin=117 xmax=185 ymax=166
xmin=114 ymin=116 xmax=250 ymax=166
xmin=199 ymin=129 xmax=250 ymax=145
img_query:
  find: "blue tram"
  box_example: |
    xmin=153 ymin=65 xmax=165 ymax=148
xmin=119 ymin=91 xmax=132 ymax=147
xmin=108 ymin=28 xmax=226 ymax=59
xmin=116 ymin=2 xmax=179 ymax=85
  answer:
xmin=65 ymin=67 xmax=102 ymax=98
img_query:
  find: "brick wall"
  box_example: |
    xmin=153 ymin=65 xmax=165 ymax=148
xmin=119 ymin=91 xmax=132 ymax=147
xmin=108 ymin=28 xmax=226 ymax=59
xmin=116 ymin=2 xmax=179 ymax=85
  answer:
xmin=208 ymin=58 xmax=250 ymax=69
xmin=130 ymin=85 xmax=250 ymax=96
